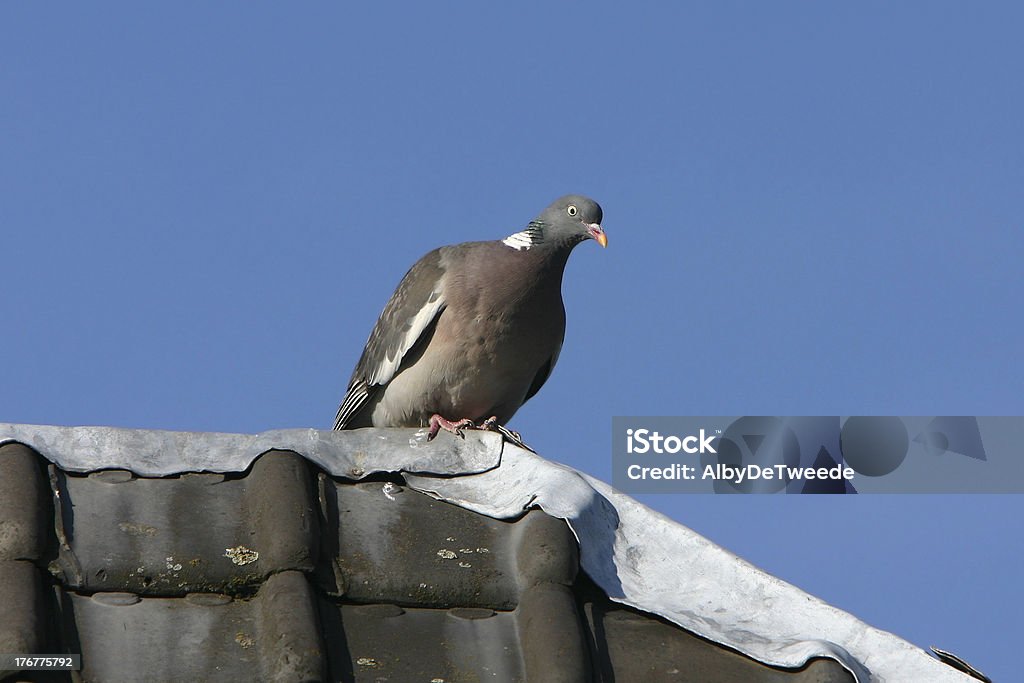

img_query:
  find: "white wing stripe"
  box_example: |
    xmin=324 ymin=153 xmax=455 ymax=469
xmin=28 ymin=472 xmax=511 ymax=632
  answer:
xmin=367 ymin=293 xmax=446 ymax=386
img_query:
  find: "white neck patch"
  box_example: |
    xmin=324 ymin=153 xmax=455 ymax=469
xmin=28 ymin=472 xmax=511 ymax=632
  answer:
xmin=502 ymin=230 xmax=535 ymax=250
xmin=501 ymin=222 xmax=544 ymax=251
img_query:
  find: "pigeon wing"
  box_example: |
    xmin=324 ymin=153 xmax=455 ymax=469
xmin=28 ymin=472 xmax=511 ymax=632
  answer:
xmin=334 ymin=249 xmax=447 ymax=429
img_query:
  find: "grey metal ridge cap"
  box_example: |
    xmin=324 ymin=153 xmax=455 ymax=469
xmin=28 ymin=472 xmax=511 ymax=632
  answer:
xmin=0 ymin=423 xmax=503 ymax=479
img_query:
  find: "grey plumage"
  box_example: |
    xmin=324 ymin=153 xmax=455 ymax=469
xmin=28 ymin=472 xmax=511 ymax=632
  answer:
xmin=334 ymin=195 xmax=606 ymax=432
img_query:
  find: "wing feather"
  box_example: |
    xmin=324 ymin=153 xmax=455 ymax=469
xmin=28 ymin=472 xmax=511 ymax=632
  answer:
xmin=523 ymin=341 xmax=561 ymax=405
xmin=333 ymin=249 xmax=447 ymax=429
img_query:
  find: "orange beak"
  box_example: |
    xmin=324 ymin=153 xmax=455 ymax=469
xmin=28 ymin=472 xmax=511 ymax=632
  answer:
xmin=587 ymin=223 xmax=608 ymax=248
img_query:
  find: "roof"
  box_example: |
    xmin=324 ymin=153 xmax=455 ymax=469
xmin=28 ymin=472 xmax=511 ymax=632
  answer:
xmin=0 ymin=424 xmax=979 ymax=682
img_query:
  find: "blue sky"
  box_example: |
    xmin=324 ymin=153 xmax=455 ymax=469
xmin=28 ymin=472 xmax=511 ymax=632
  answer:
xmin=3 ymin=3 xmax=1021 ymax=679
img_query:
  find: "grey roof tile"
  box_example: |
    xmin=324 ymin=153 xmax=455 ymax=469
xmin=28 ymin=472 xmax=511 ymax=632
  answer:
xmin=319 ymin=479 xmax=576 ymax=608
xmin=582 ymin=592 xmax=853 ymax=682
xmin=59 ymin=571 xmax=323 ymax=683
xmin=0 ymin=443 xmax=50 ymax=562
xmin=50 ymin=450 xmax=318 ymax=596
xmin=323 ymin=604 xmax=525 ymax=682
xmin=0 ymin=560 xmax=48 ymax=659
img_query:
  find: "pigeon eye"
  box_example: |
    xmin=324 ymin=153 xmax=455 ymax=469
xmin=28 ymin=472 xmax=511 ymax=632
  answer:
xmin=567 ymin=205 xmax=578 ymax=216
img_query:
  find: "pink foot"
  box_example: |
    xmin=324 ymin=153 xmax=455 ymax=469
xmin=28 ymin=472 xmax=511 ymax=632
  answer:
xmin=479 ymin=416 xmax=526 ymax=446
xmin=427 ymin=414 xmax=476 ymax=441
xmin=427 ymin=414 xmax=536 ymax=453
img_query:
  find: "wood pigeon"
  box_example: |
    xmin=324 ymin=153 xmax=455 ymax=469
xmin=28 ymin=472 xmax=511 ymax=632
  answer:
xmin=333 ymin=195 xmax=607 ymax=441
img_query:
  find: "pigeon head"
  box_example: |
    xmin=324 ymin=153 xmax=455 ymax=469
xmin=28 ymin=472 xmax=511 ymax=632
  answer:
xmin=502 ymin=195 xmax=607 ymax=251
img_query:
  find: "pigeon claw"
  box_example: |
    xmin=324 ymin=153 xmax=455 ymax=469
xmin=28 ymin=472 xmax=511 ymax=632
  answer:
xmin=427 ymin=415 xmax=476 ymax=441
xmin=426 ymin=415 xmax=536 ymax=454
xmin=478 ymin=416 xmax=523 ymax=443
